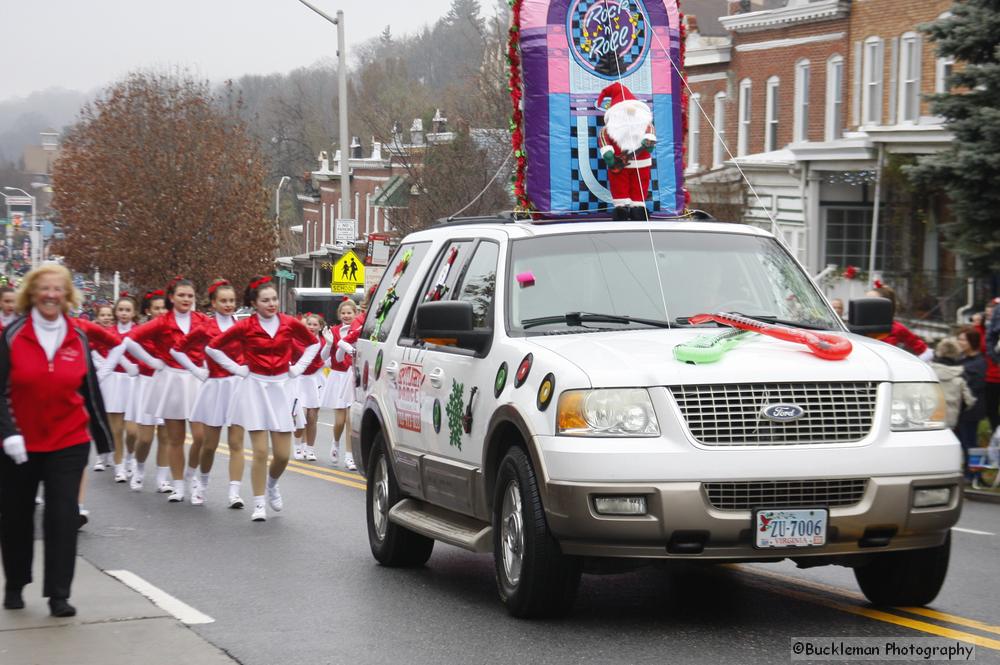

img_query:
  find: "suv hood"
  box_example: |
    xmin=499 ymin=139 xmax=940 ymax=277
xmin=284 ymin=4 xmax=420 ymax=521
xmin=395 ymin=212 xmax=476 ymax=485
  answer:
xmin=526 ymin=328 xmax=935 ymax=387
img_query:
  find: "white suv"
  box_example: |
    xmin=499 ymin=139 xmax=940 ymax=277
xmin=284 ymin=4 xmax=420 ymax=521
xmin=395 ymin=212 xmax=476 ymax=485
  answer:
xmin=352 ymin=217 xmax=961 ymax=618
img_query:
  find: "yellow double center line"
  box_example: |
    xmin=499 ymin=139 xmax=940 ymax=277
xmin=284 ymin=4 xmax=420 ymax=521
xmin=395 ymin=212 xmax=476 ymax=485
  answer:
xmin=207 ymin=442 xmax=997 ymax=647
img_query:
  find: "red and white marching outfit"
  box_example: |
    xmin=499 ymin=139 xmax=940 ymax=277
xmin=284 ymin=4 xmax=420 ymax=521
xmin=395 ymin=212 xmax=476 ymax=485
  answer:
xmin=76 ymin=319 xmax=137 ymax=415
xmin=206 ymin=313 xmax=319 ymax=433
xmin=321 ymin=320 xmax=361 ymax=410
xmin=596 ymin=82 xmax=656 ymax=221
xmin=171 ymin=313 xmax=241 ymax=428
xmin=292 ymin=335 xmax=327 ymax=416
xmin=125 ymin=309 xmax=208 ymax=420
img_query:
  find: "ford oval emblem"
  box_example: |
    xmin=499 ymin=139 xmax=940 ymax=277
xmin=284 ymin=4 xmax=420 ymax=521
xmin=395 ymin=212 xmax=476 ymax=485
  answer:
xmin=762 ymin=404 xmax=805 ymax=422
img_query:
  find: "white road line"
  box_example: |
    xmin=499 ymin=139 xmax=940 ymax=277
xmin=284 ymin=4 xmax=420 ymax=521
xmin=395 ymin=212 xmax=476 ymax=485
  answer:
xmin=105 ymin=570 xmax=215 ymax=624
xmin=952 ymin=527 xmax=996 ymax=536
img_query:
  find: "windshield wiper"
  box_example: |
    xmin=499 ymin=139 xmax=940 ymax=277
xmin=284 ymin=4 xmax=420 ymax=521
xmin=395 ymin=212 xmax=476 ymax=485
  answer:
xmin=521 ymin=312 xmax=672 ymax=330
xmin=728 ymin=313 xmax=834 ymax=331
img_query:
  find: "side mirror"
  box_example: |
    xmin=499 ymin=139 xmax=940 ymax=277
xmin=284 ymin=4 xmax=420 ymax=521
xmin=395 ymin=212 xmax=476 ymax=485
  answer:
xmin=847 ymin=297 xmax=893 ymax=336
xmin=414 ymin=301 xmax=492 ymax=353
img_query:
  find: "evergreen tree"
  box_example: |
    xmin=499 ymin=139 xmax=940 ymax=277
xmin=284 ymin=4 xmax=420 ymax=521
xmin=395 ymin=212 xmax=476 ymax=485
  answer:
xmin=907 ymin=1 xmax=1000 ymax=274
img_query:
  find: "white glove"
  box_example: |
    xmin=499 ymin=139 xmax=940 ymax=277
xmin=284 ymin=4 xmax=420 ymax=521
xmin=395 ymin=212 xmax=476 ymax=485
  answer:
xmin=234 ymin=365 xmax=250 ymax=378
xmin=288 ymin=364 xmax=303 ymax=379
xmin=193 ymin=367 xmax=209 ymax=382
xmin=149 ymin=357 xmax=165 ymax=372
xmin=126 ymin=364 xmax=139 ymax=377
xmin=322 ymin=328 xmax=334 ymax=344
xmin=3 ymin=435 xmax=28 ymax=465
xmin=97 ymin=364 xmax=113 ymax=382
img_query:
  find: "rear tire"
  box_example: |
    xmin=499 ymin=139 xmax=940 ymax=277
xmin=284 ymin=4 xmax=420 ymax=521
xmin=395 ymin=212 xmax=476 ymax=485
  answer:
xmin=366 ymin=433 xmax=434 ymax=567
xmin=493 ymin=446 xmax=580 ymax=618
xmin=854 ymin=532 xmax=951 ymax=606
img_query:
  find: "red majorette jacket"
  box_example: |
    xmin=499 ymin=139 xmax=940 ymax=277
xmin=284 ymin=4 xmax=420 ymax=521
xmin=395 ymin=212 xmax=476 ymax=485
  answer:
xmin=129 ymin=310 xmax=209 ymax=369
xmin=0 ymin=315 xmax=112 ymax=454
xmin=209 ymin=314 xmax=317 ymax=376
xmin=174 ymin=315 xmax=244 ymax=380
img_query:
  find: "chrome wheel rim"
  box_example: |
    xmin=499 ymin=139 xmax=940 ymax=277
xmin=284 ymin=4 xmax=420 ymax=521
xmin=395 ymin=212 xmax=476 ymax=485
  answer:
xmin=372 ymin=456 xmax=389 ymax=541
xmin=500 ymin=480 xmax=524 ymax=587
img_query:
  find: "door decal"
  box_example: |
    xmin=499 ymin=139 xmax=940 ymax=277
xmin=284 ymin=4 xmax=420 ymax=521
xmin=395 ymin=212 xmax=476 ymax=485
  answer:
xmin=433 ymin=399 xmax=442 ymax=434
xmin=494 ymin=362 xmax=508 ymax=398
xmin=515 ymin=353 xmax=533 ymax=388
xmin=463 ymin=387 xmax=479 ymax=434
xmin=446 ymin=379 xmax=465 ymax=450
xmin=395 ymin=362 xmax=425 ymax=432
xmin=537 ymin=373 xmax=556 ymax=411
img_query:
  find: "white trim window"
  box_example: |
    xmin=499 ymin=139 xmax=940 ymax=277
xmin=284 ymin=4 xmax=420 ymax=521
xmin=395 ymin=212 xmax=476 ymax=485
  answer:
xmin=687 ymin=93 xmax=701 ymax=171
xmin=794 ymin=60 xmax=810 ymax=142
xmin=862 ymin=36 xmax=884 ymax=126
xmin=713 ymin=91 xmax=727 ymax=167
xmin=935 ymin=12 xmax=955 ymax=95
xmin=898 ymin=32 xmax=922 ymax=123
xmin=765 ymin=76 xmax=780 ymax=152
xmin=738 ymin=79 xmax=752 ymax=157
xmin=826 ymin=55 xmax=844 ymax=141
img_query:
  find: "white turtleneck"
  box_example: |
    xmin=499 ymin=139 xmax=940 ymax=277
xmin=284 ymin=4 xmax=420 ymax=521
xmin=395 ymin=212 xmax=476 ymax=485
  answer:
xmin=258 ymin=313 xmax=279 ymax=338
xmin=0 ymin=312 xmax=16 ymax=327
xmin=215 ymin=313 xmax=235 ymax=332
xmin=31 ymin=308 xmax=67 ymax=361
xmin=117 ymin=321 xmax=134 ymax=335
xmin=174 ymin=310 xmax=191 ymax=335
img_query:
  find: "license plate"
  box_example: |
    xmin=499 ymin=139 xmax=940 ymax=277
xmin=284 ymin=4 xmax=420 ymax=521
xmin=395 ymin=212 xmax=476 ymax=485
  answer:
xmin=754 ymin=508 xmax=828 ymax=549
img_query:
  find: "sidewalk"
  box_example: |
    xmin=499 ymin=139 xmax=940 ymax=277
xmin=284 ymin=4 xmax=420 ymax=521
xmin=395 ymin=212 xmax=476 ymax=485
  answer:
xmin=0 ymin=550 xmax=236 ymax=665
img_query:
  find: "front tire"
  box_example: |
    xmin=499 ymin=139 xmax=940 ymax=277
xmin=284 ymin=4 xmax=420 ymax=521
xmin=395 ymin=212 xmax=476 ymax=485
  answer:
xmin=493 ymin=446 xmax=580 ymax=618
xmin=854 ymin=532 xmax=951 ymax=606
xmin=366 ymin=433 xmax=434 ymax=567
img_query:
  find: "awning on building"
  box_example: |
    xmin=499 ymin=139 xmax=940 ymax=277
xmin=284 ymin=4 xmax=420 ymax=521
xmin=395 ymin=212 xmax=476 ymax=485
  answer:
xmin=371 ymin=175 xmax=410 ymax=208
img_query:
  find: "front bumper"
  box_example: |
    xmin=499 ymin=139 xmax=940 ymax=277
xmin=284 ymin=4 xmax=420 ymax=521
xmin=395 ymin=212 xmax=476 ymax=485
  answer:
xmin=542 ymin=473 xmax=962 ymax=559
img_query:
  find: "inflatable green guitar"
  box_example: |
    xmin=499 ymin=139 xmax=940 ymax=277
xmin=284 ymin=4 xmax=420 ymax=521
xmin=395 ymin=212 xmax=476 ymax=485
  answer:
xmin=673 ymin=329 xmax=754 ymax=364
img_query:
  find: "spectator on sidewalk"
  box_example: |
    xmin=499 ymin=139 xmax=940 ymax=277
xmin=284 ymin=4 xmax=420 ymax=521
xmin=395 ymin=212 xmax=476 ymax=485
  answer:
xmin=930 ymin=338 xmax=977 ymax=479
xmin=957 ymin=326 xmax=987 ymax=450
xmin=866 ymin=285 xmax=933 ymax=361
xmin=0 ymin=264 xmax=112 ymax=618
xmin=986 ymin=297 xmax=1000 ymax=431
xmin=830 ymin=297 xmax=845 ymax=320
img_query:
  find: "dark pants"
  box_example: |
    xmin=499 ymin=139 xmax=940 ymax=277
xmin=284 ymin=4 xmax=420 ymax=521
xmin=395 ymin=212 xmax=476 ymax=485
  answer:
xmin=986 ymin=382 xmax=1000 ymax=431
xmin=0 ymin=443 xmax=88 ymax=599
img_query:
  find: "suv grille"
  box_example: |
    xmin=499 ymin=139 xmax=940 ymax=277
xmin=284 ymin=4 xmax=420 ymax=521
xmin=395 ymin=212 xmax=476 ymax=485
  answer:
xmin=669 ymin=382 xmax=879 ymax=445
xmin=704 ymin=479 xmax=868 ymax=511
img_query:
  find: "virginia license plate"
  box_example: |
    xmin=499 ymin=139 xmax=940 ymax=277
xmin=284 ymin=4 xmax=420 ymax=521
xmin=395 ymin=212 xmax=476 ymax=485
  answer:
xmin=754 ymin=508 xmax=828 ymax=549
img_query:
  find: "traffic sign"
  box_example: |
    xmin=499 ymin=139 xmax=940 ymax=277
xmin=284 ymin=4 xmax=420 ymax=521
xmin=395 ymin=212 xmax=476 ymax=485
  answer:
xmin=330 ymin=249 xmax=365 ymax=294
xmin=3 ymin=196 xmax=32 ymax=206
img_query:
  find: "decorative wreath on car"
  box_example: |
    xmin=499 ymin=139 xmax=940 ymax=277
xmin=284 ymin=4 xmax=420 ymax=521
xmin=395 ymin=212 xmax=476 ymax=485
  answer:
xmin=370 ymin=248 xmax=413 ymax=342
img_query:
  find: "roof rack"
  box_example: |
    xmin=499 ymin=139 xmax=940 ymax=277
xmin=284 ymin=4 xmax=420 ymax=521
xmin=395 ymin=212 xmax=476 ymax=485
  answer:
xmin=432 ymin=209 xmax=720 ymax=228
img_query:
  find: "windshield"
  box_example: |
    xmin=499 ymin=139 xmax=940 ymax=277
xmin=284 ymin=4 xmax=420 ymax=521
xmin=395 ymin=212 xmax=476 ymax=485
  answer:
xmin=507 ymin=230 xmax=841 ymax=333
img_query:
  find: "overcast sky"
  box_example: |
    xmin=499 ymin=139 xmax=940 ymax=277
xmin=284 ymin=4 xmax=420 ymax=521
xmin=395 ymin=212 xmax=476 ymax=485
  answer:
xmin=2 ymin=0 xmax=470 ymax=102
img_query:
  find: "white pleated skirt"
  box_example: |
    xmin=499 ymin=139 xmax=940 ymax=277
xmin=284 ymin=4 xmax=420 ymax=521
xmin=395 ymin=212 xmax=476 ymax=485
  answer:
xmin=100 ymin=371 xmax=133 ymax=414
xmin=144 ymin=366 xmax=200 ymax=421
xmin=321 ymin=369 xmax=354 ymax=410
xmin=295 ymin=372 xmax=325 ymax=410
xmin=190 ymin=375 xmax=242 ymax=428
xmin=128 ymin=375 xmax=163 ymax=426
xmin=228 ymin=372 xmax=296 ymax=432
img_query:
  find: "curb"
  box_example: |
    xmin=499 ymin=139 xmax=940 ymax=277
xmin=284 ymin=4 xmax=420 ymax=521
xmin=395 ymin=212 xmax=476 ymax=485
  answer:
xmin=963 ymin=488 xmax=1000 ymax=505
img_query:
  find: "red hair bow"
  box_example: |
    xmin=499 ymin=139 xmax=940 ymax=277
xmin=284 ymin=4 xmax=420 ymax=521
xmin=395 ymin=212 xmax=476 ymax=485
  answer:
xmin=147 ymin=289 xmax=165 ymax=298
xmin=250 ymin=276 xmax=272 ymax=290
xmin=207 ymin=279 xmax=230 ymax=295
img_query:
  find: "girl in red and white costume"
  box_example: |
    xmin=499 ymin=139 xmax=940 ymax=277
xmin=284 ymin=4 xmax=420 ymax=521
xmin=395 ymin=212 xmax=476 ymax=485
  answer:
xmin=124 ymin=278 xmax=207 ymax=502
xmin=127 ymin=293 xmax=171 ymax=492
xmin=89 ymin=303 xmax=139 ymax=479
xmin=292 ymin=314 xmax=326 ymax=462
xmin=206 ymin=277 xmax=319 ymax=521
xmin=321 ymin=299 xmax=361 ymax=471
xmin=110 ymin=296 xmax=141 ymax=482
xmin=170 ymin=280 xmax=246 ymax=508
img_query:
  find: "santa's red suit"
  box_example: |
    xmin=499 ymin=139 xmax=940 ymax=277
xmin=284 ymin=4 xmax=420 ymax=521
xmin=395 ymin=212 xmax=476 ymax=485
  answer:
xmin=596 ymin=83 xmax=656 ymax=221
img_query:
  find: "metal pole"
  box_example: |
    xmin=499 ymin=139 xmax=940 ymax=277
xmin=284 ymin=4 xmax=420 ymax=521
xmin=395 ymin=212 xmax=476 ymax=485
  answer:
xmin=867 ymin=143 xmax=885 ymax=285
xmin=337 ymin=9 xmax=351 ymax=223
xmin=113 ymin=271 xmax=120 ymax=301
xmin=30 ymin=194 xmax=38 ymax=268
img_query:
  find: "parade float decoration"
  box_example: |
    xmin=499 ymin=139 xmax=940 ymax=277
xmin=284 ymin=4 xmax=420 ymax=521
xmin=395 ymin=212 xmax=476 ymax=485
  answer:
xmin=688 ymin=312 xmax=853 ymax=361
xmin=509 ymin=0 xmax=686 ymax=218
xmin=672 ymin=329 xmax=755 ymax=365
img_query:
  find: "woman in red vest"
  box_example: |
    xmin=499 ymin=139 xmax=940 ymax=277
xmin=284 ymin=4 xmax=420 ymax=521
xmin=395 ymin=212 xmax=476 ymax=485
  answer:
xmin=0 ymin=264 xmax=112 ymax=617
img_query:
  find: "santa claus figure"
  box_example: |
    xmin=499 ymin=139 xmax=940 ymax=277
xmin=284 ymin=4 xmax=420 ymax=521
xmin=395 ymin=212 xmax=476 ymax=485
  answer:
xmin=597 ymin=83 xmax=656 ymax=221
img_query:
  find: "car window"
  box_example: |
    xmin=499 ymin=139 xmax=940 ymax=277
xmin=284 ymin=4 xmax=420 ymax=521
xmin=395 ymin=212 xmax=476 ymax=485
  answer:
xmin=420 ymin=240 xmax=475 ymax=303
xmin=362 ymin=241 xmax=432 ymax=343
xmin=454 ymin=241 xmax=499 ymax=330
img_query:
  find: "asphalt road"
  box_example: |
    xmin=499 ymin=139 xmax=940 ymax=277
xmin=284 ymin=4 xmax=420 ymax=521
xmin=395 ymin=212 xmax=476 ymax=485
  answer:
xmin=75 ymin=413 xmax=1000 ymax=665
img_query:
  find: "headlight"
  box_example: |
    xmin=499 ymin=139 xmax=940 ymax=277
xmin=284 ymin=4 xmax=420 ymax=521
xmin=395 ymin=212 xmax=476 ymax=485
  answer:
xmin=890 ymin=383 xmax=947 ymax=431
xmin=557 ymin=389 xmax=660 ymax=436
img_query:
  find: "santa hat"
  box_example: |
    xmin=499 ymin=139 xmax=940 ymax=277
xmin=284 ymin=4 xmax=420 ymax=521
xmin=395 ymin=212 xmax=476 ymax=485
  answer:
xmin=597 ymin=82 xmax=637 ymax=115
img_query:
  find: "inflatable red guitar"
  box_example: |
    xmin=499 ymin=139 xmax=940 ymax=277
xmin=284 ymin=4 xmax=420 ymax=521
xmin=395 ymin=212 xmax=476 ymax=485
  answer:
xmin=688 ymin=312 xmax=852 ymax=361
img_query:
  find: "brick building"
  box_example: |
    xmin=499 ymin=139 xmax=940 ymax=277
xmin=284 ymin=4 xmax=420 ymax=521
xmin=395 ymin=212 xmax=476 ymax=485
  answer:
xmin=684 ymin=0 xmax=962 ymax=321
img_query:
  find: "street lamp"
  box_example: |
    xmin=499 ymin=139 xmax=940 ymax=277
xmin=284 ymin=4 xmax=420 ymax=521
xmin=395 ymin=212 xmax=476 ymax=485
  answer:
xmin=294 ymin=0 xmax=351 ymax=224
xmin=2 ymin=186 xmax=38 ymax=269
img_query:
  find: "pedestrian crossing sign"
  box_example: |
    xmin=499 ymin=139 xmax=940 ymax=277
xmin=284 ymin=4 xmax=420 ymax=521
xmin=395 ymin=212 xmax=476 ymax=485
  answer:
xmin=331 ymin=250 xmax=365 ymax=294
